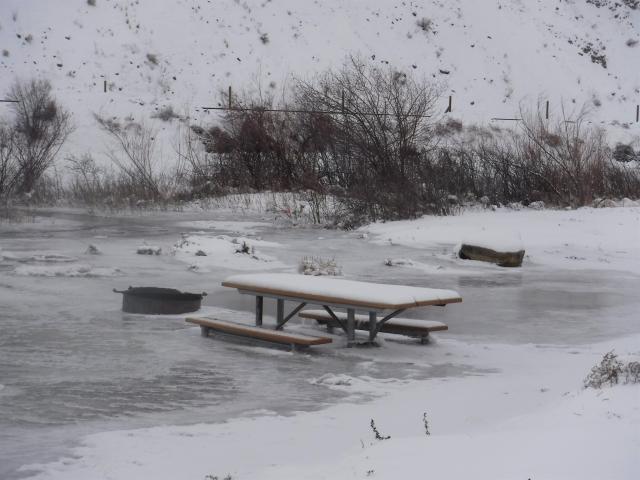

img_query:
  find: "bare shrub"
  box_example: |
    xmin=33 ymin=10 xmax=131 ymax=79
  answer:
xmin=151 ymin=105 xmax=181 ymax=122
xmin=95 ymin=115 xmax=161 ymax=199
xmin=296 ymin=56 xmax=441 ymax=220
xmin=32 ymin=167 xmax=65 ymax=204
xmin=95 ymin=115 xmax=186 ymax=202
xmin=584 ymin=351 xmax=623 ymax=388
xmin=0 ymin=125 xmax=19 ymax=200
xmin=613 ymin=143 xmax=637 ymax=162
xmin=453 ymin=103 xmax=634 ymax=208
xmin=175 ymin=124 xmax=221 ymax=197
xmin=189 ymin=86 xmax=306 ymax=193
xmin=299 ymin=256 xmax=342 ymax=276
xmin=624 ymin=361 xmax=640 ymax=384
xmin=434 ymin=118 xmax=463 ymax=136
xmin=146 ymin=53 xmax=158 ymax=65
xmin=66 ymin=153 xmax=108 ymax=205
xmin=518 ymin=104 xmax=613 ymax=206
xmin=184 ymin=63 xmax=638 ymax=223
xmin=6 ymin=78 xmax=73 ymax=195
xmin=417 ymin=17 xmax=433 ymax=33
xmin=188 ymin=58 xmax=445 ymax=222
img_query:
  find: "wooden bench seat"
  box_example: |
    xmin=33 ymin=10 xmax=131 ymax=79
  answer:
xmin=186 ymin=317 xmax=332 ymax=349
xmin=298 ymin=310 xmax=447 ymax=343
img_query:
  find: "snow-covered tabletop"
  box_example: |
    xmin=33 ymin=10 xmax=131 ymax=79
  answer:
xmin=222 ymin=273 xmax=461 ymax=310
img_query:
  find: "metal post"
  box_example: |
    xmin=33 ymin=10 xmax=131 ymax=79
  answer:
xmin=104 ymin=80 xmax=107 ymax=93
xmin=445 ymin=95 xmax=452 ymax=113
xmin=368 ymin=311 xmax=377 ymax=343
xmin=276 ymin=299 xmax=285 ymax=328
xmin=255 ymin=296 xmax=263 ymax=326
xmin=347 ymin=308 xmax=356 ymax=346
xmin=636 ymin=105 xmax=639 ymax=123
xmin=228 ymin=86 xmax=232 ymax=110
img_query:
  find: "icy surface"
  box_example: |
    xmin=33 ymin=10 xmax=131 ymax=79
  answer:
xmin=1 ymin=206 xmax=639 ymax=479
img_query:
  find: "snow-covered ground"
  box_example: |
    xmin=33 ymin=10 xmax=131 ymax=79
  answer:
xmin=363 ymin=204 xmax=640 ymax=274
xmin=1 ymin=0 xmax=638 ymax=163
xmin=21 ymin=337 xmax=640 ymax=480
xmin=1 ymin=203 xmax=639 ymax=479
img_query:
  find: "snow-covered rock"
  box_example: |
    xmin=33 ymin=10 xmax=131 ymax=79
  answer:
xmin=528 ymin=201 xmax=545 ymax=210
xmin=85 ymin=244 xmax=101 ymax=255
xmin=13 ymin=264 xmax=121 ymax=277
xmin=136 ymin=245 xmax=162 ymax=255
xmin=384 ymin=258 xmax=415 ymax=267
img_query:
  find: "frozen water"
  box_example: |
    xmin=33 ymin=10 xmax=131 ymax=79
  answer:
xmin=1 ymin=208 xmax=639 ymax=479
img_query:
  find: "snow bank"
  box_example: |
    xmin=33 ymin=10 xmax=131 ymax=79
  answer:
xmin=364 ymin=207 xmax=640 ymax=273
xmin=171 ymin=234 xmax=285 ymax=272
xmin=309 ymin=373 xmax=410 ymax=397
xmin=311 ymin=386 xmax=639 ymax=480
xmin=1 ymin=252 xmax=77 ymax=263
xmin=13 ymin=264 xmax=122 ymax=277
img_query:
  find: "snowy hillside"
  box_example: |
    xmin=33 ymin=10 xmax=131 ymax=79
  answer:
xmin=1 ymin=0 xmax=639 ymax=157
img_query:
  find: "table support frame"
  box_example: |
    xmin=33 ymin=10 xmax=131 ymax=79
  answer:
xmin=244 ymin=289 xmax=422 ymax=345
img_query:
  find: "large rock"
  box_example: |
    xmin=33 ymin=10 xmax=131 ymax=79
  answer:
xmin=459 ymin=244 xmax=525 ymax=267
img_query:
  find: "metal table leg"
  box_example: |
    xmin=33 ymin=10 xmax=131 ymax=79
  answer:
xmin=255 ymin=296 xmax=263 ymax=326
xmin=276 ymin=298 xmax=285 ymax=329
xmin=347 ymin=308 xmax=355 ymax=346
xmin=369 ymin=311 xmax=377 ymax=343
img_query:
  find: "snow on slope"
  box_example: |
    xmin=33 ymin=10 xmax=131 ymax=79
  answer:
xmin=0 ymin=0 xmax=639 ymax=160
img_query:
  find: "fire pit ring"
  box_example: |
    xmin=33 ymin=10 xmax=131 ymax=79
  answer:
xmin=114 ymin=287 xmax=207 ymax=314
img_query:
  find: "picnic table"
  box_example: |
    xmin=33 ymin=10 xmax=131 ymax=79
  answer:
xmin=221 ymin=273 xmax=461 ymax=346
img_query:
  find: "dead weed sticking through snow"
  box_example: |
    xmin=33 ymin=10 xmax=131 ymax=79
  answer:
xmin=423 ymin=412 xmax=431 ymax=435
xmin=370 ymin=419 xmax=391 ymax=441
